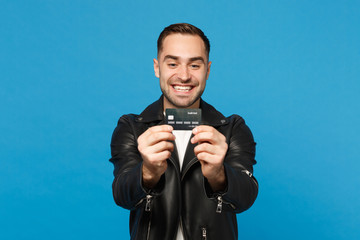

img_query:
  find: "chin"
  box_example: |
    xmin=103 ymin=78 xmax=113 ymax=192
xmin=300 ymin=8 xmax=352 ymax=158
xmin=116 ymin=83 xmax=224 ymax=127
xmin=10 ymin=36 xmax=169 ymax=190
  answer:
xmin=169 ymin=97 xmax=199 ymax=108
xmin=162 ymin=89 xmax=203 ymax=108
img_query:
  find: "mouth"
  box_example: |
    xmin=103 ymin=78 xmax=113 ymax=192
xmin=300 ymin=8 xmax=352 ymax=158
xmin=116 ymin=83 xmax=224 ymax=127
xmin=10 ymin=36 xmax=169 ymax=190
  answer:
xmin=172 ymin=85 xmax=194 ymax=92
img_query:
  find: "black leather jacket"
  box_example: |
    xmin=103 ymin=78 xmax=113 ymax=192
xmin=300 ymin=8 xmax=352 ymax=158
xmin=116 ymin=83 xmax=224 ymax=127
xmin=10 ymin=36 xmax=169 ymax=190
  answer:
xmin=110 ymin=97 xmax=258 ymax=240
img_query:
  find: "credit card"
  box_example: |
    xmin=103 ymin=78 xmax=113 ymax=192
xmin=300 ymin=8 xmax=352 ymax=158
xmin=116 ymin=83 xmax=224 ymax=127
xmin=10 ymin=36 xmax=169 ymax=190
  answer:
xmin=165 ymin=108 xmax=201 ymax=130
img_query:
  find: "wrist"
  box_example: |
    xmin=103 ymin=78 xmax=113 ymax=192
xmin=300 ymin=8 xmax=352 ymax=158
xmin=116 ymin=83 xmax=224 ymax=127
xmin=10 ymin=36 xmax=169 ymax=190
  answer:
xmin=142 ymin=165 xmax=161 ymax=189
xmin=206 ymin=166 xmax=227 ymax=192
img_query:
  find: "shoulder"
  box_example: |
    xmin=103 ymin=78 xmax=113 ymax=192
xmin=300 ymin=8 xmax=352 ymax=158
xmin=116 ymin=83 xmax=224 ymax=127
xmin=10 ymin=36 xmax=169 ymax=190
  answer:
xmin=117 ymin=113 xmax=138 ymax=125
xmin=111 ymin=114 xmax=138 ymax=140
xmin=111 ymin=113 xmax=149 ymax=144
xmin=211 ymin=112 xmax=254 ymax=143
xmin=113 ymin=113 xmax=140 ymax=134
xmin=226 ymin=114 xmax=251 ymax=132
xmin=224 ymin=114 xmax=255 ymax=145
xmin=227 ymin=114 xmax=245 ymax=123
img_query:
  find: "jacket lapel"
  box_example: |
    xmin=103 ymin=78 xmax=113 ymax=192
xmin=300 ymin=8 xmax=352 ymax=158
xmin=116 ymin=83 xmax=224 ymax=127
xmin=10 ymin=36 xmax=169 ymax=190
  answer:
xmin=181 ymin=134 xmax=196 ymax=173
xmin=169 ymin=140 xmax=181 ymax=172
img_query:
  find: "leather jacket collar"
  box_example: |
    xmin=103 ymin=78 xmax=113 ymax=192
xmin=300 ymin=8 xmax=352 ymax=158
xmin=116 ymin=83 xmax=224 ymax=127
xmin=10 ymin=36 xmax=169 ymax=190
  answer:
xmin=135 ymin=95 xmax=229 ymax=126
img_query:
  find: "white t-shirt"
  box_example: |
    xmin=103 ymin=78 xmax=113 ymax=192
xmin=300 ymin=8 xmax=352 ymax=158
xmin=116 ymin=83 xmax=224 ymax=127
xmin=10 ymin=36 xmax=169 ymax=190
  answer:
xmin=173 ymin=130 xmax=193 ymax=240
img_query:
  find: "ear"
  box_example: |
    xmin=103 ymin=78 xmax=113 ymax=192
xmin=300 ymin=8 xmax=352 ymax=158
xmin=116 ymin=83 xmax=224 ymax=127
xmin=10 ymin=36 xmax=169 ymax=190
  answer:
xmin=206 ymin=61 xmax=212 ymax=80
xmin=153 ymin=58 xmax=160 ymax=78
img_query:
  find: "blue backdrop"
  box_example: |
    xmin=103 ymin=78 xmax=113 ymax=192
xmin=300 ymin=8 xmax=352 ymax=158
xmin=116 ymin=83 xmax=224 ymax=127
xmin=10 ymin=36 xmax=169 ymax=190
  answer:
xmin=1 ymin=1 xmax=359 ymax=239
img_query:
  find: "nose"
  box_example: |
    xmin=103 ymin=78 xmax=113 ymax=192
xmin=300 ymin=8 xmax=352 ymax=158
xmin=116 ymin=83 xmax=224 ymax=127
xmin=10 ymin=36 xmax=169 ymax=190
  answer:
xmin=177 ymin=65 xmax=190 ymax=81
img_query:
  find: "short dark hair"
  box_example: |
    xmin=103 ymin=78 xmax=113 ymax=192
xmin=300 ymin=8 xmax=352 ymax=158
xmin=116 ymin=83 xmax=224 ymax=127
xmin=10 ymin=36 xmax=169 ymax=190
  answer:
xmin=157 ymin=23 xmax=210 ymax=59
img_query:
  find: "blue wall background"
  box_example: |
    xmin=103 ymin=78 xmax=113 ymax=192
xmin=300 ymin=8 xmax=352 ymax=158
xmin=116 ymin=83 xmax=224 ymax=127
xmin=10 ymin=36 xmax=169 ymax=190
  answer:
xmin=1 ymin=1 xmax=359 ymax=239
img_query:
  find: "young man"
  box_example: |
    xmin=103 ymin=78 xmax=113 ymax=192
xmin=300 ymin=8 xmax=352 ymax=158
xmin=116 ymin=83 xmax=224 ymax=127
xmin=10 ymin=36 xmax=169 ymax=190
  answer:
xmin=110 ymin=23 xmax=258 ymax=240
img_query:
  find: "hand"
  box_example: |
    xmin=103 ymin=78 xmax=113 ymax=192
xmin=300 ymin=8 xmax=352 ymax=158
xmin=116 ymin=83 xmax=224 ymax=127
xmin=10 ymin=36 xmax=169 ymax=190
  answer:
xmin=191 ymin=125 xmax=228 ymax=192
xmin=138 ymin=125 xmax=175 ymax=188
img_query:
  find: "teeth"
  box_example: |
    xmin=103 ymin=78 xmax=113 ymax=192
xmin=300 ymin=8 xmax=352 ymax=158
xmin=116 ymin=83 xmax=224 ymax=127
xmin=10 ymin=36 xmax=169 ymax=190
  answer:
xmin=174 ymin=86 xmax=192 ymax=91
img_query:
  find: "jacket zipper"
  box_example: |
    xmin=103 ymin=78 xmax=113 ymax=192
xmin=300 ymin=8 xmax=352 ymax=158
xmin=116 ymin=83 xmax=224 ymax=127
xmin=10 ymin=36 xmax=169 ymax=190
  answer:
xmin=179 ymin=158 xmax=235 ymax=214
xmin=215 ymin=194 xmax=236 ymax=213
xmin=144 ymin=194 xmax=153 ymax=240
xmin=216 ymin=195 xmax=223 ymax=213
xmin=146 ymin=214 xmax=152 ymax=240
xmin=202 ymin=227 xmax=207 ymax=240
xmin=145 ymin=194 xmax=153 ymax=212
xmin=241 ymin=169 xmax=258 ymax=187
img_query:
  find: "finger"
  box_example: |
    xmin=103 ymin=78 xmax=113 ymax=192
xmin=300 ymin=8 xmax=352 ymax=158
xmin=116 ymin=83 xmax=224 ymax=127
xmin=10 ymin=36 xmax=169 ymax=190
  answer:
xmin=198 ymin=159 xmax=207 ymax=167
xmin=194 ymin=142 xmax=216 ymax=155
xmin=141 ymin=125 xmax=174 ymax=139
xmin=145 ymin=150 xmax=172 ymax=164
xmin=148 ymin=125 xmax=173 ymax=133
xmin=191 ymin=131 xmax=216 ymax=144
xmin=192 ymin=125 xmax=214 ymax=134
xmin=146 ymin=132 xmax=175 ymax=146
xmin=149 ymin=141 xmax=174 ymax=154
xmin=196 ymin=152 xmax=219 ymax=164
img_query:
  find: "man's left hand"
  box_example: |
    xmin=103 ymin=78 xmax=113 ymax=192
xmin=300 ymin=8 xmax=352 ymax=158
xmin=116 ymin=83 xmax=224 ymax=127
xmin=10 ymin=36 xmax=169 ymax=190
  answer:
xmin=191 ymin=125 xmax=228 ymax=192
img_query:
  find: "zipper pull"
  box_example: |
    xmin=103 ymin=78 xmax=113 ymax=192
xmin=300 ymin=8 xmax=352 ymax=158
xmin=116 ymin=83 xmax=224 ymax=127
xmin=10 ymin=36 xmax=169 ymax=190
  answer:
xmin=145 ymin=194 xmax=152 ymax=212
xmin=242 ymin=169 xmax=253 ymax=177
xmin=202 ymin=227 xmax=207 ymax=240
xmin=216 ymin=195 xmax=223 ymax=213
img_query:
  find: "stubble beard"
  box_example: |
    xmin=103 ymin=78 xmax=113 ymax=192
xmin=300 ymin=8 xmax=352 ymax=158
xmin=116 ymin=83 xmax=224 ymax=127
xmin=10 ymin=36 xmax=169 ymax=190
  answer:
xmin=161 ymin=87 xmax=204 ymax=109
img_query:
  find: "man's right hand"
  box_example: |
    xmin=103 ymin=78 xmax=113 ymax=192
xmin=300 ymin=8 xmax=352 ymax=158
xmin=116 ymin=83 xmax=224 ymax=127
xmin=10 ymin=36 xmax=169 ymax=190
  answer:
xmin=137 ymin=125 xmax=175 ymax=189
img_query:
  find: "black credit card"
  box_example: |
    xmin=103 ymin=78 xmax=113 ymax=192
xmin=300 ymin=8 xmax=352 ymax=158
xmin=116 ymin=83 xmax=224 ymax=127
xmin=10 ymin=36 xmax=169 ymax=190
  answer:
xmin=165 ymin=108 xmax=202 ymax=130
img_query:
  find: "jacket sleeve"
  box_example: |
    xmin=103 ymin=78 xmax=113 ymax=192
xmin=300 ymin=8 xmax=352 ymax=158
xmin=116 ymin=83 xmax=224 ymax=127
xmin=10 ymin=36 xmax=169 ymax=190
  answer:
xmin=221 ymin=115 xmax=258 ymax=213
xmin=109 ymin=115 xmax=147 ymax=210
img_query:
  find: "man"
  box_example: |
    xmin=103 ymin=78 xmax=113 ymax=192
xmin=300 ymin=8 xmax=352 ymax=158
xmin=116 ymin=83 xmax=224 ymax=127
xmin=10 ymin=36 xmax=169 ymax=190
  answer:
xmin=110 ymin=23 xmax=258 ymax=240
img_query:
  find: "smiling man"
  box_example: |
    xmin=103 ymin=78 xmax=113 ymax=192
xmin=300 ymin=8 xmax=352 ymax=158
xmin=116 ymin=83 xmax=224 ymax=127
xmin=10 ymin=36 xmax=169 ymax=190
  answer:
xmin=110 ymin=23 xmax=258 ymax=240
xmin=154 ymin=33 xmax=210 ymax=109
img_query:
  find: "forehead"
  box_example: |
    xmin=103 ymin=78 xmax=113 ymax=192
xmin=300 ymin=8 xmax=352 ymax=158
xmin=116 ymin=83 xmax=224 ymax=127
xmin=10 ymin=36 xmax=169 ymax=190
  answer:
xmin=159 ymin=33 xmax=207 ymax=60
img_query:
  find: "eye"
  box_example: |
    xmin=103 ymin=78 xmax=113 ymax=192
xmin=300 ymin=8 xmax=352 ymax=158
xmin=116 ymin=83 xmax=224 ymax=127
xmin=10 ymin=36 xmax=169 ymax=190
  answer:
xmin=190 ymin=64 xmax=200 ymax=69
xmin=168 ymin=63 xmax=177 ymax=68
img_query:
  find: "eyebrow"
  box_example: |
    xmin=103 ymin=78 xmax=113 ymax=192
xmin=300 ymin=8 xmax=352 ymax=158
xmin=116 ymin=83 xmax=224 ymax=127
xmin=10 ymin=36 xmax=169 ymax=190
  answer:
xmin=189 ymin=56 xmax=206 ymax=63
xmin=163 ymin=55 xmax=178 ymax=61
xmin=163 ymin=55 xmax=206 ymax=63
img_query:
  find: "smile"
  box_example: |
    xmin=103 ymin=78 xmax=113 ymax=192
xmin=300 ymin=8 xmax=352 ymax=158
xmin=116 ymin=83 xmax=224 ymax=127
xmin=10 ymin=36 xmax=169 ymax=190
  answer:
xmin=173 ymin=85 xmax=193 ymax=92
